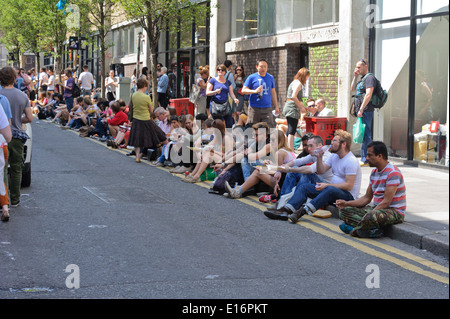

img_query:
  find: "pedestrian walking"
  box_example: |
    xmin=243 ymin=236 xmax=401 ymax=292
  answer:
xmin=128 ymin=78 xmax=168 ymax=163
xmin=0 ymin=66 xmax=33 ymax=208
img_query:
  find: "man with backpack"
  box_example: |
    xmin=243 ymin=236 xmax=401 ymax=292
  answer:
xmin=351 ymin=58 xmax=377 ymax=166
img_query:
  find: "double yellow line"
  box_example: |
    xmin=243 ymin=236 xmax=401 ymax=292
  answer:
xmin=158 ymin=166 xmax=449 ymax=285
xmin=62 ymin=124 xmax=449 ymax=285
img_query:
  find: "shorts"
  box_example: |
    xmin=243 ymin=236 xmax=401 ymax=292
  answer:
xmin=286 ymin=117 xmax=299 ymax=136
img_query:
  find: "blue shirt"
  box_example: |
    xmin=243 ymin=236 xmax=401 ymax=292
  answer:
xmin=157 ymin=74 xmax=169 ymax=93
xmin=0 ymin=94 xmax=12 ymax=120
xmin=14 ymin=77 xmax=24 ymax=91
xmin=244 ymin=72 xmax=275 ymax=108
xmin=209 ymin=77 xmax=231 ymax=104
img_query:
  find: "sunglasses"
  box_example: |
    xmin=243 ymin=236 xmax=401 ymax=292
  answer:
xmin=360 ymin=58 xmax=367 ymax=65
xmin=236 ymin=69 xmax=242 ymax=71
xmin=308 ymin=104 xmax=316 ymax=107
xmin=217 ymin=69 xmax=225 ymax=72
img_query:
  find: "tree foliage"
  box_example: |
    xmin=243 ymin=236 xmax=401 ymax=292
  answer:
xmin=115 ymin=0 xmax=211 ymax=105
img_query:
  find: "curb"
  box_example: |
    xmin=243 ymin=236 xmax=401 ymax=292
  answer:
xmin=327 ymin=205 xmax=449 ymax=260
xmin=48 ymin=120 xmax=449 ymax=260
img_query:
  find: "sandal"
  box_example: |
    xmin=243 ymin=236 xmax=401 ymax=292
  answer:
xmin=186 ymin=176 xmax=200 ymax=183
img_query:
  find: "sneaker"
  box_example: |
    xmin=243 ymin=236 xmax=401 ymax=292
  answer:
xmin=288 ymin=207 xmax=308 ymax=224
xmin=355 ymin=228 xmax=384 ymax=238
xmin=170 ymin=166 xmax=187 ymax=174
xmin=10 ymin=202 xmax=20 ymax=208
xmin=259 ymin=194 xmax=277 ymax=203
xmin=339 ymin=223 xmax=354 ymax=234
xmin=224 ymin=181 xmax=241 ymax=199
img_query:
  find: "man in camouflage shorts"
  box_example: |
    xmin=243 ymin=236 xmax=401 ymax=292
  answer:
xmin=336 ymin=141 xmax=406 ymax=238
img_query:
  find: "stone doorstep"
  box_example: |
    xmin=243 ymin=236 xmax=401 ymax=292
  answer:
xmin=324 ymin=205 xmax=449 ymax=260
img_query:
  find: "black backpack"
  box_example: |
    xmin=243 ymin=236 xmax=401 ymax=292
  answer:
xmin=72 ymin=83 xmax=81 ymax=98
xmin=362 ymin=73 xmax=388 ymax=109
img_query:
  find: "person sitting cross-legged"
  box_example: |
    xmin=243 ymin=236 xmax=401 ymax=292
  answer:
xmin=337 ymin=141 xmax=406 ymax=238
xmin=283 ymin=129 xmax=362 ymax=224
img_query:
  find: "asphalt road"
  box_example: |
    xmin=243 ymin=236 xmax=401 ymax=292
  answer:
xmin=0 ymin=120 xmax=448 ymax=303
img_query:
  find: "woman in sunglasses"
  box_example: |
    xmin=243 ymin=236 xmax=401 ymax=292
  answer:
xmin=206 ymin=64 xmax=240 ymax=128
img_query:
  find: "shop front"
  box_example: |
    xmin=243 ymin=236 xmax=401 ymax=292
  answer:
xmin=157 ymin=4 xmax=210 ymax=99
xmin=371 ymin=0 xmax=449 ymax=166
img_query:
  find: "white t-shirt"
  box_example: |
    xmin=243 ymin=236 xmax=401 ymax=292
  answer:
xmin=325 ymin=151 xmax=362 ymax=199
xmin=105 ymin=77 xmax=116 ymax=93
xmin=47 ymin=75 xmax=55 ymax=91
xmin=293 ymin=151 xmax=334 ymax=183
xmin=79 ymin=71 xmax=94 ymax=90
xmin=39 ymin=72 xmax=48 ymax=86
xmin=317 ymin=107 xmax=335 ymax=117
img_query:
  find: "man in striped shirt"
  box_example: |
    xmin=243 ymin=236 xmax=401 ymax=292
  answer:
xmin=336 ymin=141 xmax=406 ymax=238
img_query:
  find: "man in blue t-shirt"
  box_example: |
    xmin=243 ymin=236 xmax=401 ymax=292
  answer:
xmin=242 ymin=59 xmax=279 ymax=127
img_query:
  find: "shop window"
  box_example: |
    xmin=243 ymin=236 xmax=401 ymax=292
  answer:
xmin=312 ymin=0 xmax=333 ymax=25
xmin=413 ymin=15 xmax=449 ymax=164
xmin=180 ymin=17 xmax=193 ymax=49
xmin=244 ymin=0 xmax=258 ymax=36
xmin=374 ymin=21 xmax=411 ymax=158
xmin=293 ymin=0 xmax=311 ymax=29
xmin=276 ymin=0 xmax=291 ymax=34
xmin=231 ymin=0 xmax=244 ymax=38
xmin=416 ymin=0 xmax=449 ymax=15
xmin=129 ymin=26 xmax=135 ymax=54
xmin=377 ymin=0 xmax=411 ymax=21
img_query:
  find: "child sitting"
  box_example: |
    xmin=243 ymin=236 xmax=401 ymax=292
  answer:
xmin=106 ymin=101 xmax=129 ymax=147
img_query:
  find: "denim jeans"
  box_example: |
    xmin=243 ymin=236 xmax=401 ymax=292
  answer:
xmin=241 ymin=157 xmax=263 ymax=181
xmin=285 ymin=184 xmax=354 ymax=213
xmin=158 ymin=145 xmax=167 ymax=163
xmin=279 ymin=172 xmax=323 ymax=197
xmin=68 ymin=118 xmax=83 ymax=129
xmin=65 ymin=96 xmax=74 ymax=113
xmin=360 ymin=111 xmax=373 ymax=163
xmin=94 ymin=118 xmax=107 ymax=137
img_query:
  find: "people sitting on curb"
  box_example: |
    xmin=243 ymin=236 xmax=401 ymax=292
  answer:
xmin=267 ymin=129 xmax=361 ymax=224
xmin=225 ymin=129 xmax=295 ymax=199
xmin=337 ymin=141 xmax=406 ymax=238
xmin=263 ymin=134 xmax=334 ymax=220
